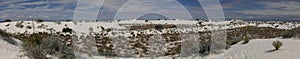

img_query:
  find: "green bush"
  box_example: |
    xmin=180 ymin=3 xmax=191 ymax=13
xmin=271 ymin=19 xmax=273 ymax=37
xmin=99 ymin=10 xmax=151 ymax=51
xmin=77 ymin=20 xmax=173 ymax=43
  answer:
xmin=272 ymin=41 xmax=283 ymax=50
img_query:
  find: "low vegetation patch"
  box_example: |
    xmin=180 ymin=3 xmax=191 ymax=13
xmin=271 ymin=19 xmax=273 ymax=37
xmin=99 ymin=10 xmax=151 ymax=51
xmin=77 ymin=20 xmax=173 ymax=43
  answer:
xmin=281 ymin=27 xmax=300 ymax=38
xmin=21 ymin=34 xmax=75 ymax=59
xmin=129 ymin=24 xmax=176 ymax=30
xmin=227 ymin=26 xmax=287 ymax=45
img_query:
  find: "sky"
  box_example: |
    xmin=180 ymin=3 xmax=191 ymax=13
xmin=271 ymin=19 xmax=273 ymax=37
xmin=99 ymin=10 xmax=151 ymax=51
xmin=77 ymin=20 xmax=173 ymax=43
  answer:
xmin=1 ymin=0 xmax=300 ymax=21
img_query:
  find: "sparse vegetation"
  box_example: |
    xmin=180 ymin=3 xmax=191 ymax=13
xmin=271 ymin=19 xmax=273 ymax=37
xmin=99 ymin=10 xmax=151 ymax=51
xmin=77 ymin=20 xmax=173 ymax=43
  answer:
xmin=281 ymin=30 xmax=295 ymax=38
xmin=280 ymin=27 xmax=300 ymax=38
xmin=21 ymin=34 xmax=75 ymax=59
xmin=0 ymin=19 xmax=299 ymax=58
xmin=272 ymin=41 xmax=283 ymax=50
xmin=227 ymin=26 xmax=287 ymax=45
xmin=15 ymin=21 xmax=24 ymax=28
xmin=129 ymin=24 xmax=176 ymax=30
xmin=21 ymin=34 xmax=46 ymax=59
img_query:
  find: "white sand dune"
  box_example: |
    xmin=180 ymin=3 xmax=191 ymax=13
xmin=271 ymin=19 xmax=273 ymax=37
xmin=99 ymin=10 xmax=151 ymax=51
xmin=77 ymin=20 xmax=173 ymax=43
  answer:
xmin=0 ymin=36 xmax=25 ymax=59
xmin=0 ymin=20 xmax=299 ymax=59
xmin=88 ymin=38 xmax=300 ymax=59
xmin=206 ymin=38 xmax=300 ymax=59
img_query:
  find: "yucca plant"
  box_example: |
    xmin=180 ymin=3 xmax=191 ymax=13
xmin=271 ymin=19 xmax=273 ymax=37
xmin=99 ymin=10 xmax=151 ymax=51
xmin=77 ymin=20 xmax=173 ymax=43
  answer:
xmin=272 ymin=41 xmax=283 ymax=50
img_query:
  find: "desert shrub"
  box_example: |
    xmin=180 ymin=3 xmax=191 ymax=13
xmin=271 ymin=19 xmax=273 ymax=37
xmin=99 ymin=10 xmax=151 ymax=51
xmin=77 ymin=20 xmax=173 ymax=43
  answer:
xmin=3 ymin=19 xmax=12 ymax=22
xmin=21 ymin=34 xmax=46 ymax=59
xmin=40 ymin=36 xmax=75 ymax=59
xmin=155 ymin=25 xmax=164 ymax=30
xmin=275 ymin=25 xmax=279 ymax=28
xmin=272 ymin=41 xmax=283 ymax=50
xmin=281 ymin=31 xmax=294 ymax=38
xmin=72 ymin=21 xmax=77 ymax=25
xmin=89 ymin=27 xmax=93 ymax=33
xmin=56 ymin=21 xmax=61 ymax=25
xmin=197 ymin=21 xmax=203 ymax=25
xmin=62 ymin=27 xmax=73 ymax=33
xmin=37 ymin=24 xmax=45 ymax=29
xmin=195 ymin=19 xmax=200 ymax=21
xmin=175 ymin=46 xmax=181 ymax=53
xmin=241 ymin=37 xmax=250 ymax=44
xmin=98 ymin=50 xmax=116 ymax=57
xmin=22 ymin=34 xmax=75 ymax=59
xmin=26 ymin=26 xmax=32 ymax=29
xmin=15 ymin=21 xmax=24 ymax=28
xmin=36 ymin=19 xmax=44 ymax=23
xmin=65 ymin=20 xmax=72 ymax=22
xmin=130 ymin=24 xmax=176 ymax=30
xmin=47 ymin=28 xmax=55 ymax=33
xmin=73 ymin=35 xmax=100 ymax=58
xmin=0 ymin=30 xmax=9 ymax=36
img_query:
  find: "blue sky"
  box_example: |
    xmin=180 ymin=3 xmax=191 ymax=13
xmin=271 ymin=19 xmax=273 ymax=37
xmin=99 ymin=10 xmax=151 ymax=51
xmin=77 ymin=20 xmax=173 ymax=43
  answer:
xmin=1 ymin=0 xmax=300 ymax=20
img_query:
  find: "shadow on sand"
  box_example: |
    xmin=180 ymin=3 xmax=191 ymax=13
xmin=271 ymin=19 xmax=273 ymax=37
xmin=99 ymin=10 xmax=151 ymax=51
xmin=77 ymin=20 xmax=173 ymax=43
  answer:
xmin=265 ymin=49 xmax=277 ymax=53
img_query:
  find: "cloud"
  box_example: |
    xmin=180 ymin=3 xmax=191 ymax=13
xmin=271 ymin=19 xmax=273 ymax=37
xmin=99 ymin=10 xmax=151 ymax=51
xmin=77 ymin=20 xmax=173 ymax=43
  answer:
xmin=113 ymin=0 xmax=193 ymax=19
xmin=221 ymin=0 xmax=243 ymax=9
xmin=6 ymin=0 xmax=298 ymax=20
xmin=73 ymin=0 xmax=106 ymax=20
xmin=0 ymin=0 xmax=229 ymax=20
xmin=235 ymin=1 xmax=300 ymax=15
xmin=0 ymin=0 xmax=77 ymax=20
xmin=17 ymin=1 xmax=47 ymax=6
xmin=265 ymin=1 xmax=300 ymax=11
